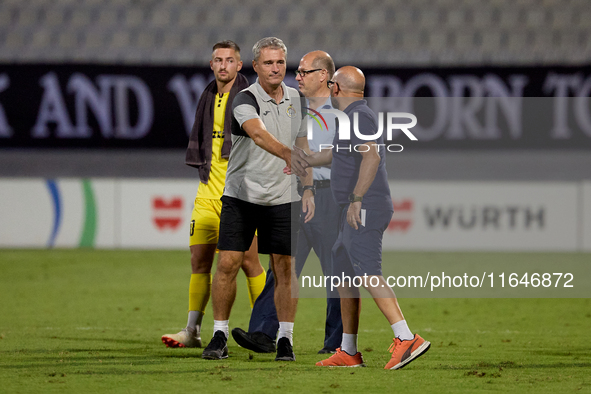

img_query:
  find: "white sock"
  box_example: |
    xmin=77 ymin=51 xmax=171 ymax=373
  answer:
xmin=213 ymin=320 xmax=229 ymax=339
xmin=341 ymin=333 xmax=358 ymax=355
xmin=277 ymin=322 xmax=294 ymax=345
xmin=391 ymin=320 xmax=414 ymax=341
xmin=187 ymin=311 xmax=204 ymax=333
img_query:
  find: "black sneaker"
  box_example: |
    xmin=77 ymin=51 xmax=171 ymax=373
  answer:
xmin=317 ymin=348 xmax=337 ymax=354
xmin=202 ymin=331 xmax=228 ymax=360
xmin=275 ymin=337 xmax=295 ymax=361
xmin=231 ymin=327 xmax=276 ymax=353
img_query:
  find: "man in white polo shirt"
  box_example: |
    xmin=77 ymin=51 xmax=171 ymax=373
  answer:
xmin=202 ymin=37 xmax=314 ymax=362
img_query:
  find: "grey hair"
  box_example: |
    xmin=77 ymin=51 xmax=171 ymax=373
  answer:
xmin=252 ymin=37 xmax=287 ymax=62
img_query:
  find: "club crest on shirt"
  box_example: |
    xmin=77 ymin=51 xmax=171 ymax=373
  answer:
xmin=286 ymin=104 xmax=296 ymax=118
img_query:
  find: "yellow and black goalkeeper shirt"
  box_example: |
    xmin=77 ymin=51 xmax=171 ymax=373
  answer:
xmin=197 ymin=92 xmax=229 ymax=200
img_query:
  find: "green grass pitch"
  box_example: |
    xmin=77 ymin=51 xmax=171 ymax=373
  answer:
xmin=0 ymin=250 xmax=590 ymax=393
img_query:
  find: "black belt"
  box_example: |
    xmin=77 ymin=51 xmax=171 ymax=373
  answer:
xmin=313 ymin=179 xmax=331 ymax=189
xmin=297 ymin=179 xmax=331 ymax=192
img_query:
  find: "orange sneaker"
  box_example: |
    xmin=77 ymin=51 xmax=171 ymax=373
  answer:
xmin=384 ymin=334 xmax=430 ymax=370
xmin=316 ymin=348 xmax=366 ymax=367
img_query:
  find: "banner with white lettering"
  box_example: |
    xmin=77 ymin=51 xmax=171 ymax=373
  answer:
xmin=0 ymin=64 xmax=214 ymax=148
xmin=0 ymin=64 xmax=590 ymax=149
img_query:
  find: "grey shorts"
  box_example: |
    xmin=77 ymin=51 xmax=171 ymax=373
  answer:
xmin=331 ymin=207 xmax=393 ymax=277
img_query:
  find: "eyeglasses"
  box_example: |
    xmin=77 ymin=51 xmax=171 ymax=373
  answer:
xmin=327 ymin=80 xmax=340 ymax=90
xmin=295 ymin=68 xmax=322 ymax=77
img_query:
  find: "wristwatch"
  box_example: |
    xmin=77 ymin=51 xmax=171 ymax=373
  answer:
xmin=302 ymin=185 xmax=316 ymax=195
xmin=348 ymin=193 xmax=363 ymax=203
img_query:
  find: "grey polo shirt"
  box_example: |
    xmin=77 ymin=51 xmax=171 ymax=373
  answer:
xmin=225 ymin=79 xmax=307 ymax=206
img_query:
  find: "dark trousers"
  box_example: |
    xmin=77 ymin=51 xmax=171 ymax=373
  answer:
xmin=248 ymin=186 xmax=342 ymax=350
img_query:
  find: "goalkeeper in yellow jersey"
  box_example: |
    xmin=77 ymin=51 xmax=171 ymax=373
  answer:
xmin=162 ymin=41 xmax=266 ymax=348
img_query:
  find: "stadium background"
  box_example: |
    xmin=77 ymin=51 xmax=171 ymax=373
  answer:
xmin=1 ymin=2 xmax=591 ymax=392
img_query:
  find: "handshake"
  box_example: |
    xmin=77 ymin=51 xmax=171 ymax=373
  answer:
xmin=283 ymin=145 xmax=311 ymax=177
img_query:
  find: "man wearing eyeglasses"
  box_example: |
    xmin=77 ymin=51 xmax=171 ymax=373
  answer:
xmin=231 ymin=51 xmax=343 ymax=355
xmin=300 ymin=66 xmax=431 ymax=370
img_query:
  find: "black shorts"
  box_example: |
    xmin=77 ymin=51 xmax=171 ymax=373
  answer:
xmin=217 ymin=196 xmax=301 ymax=256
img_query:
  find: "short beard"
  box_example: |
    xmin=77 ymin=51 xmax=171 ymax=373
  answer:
xmin=216 ymin=74 xmax=234 ymax=83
